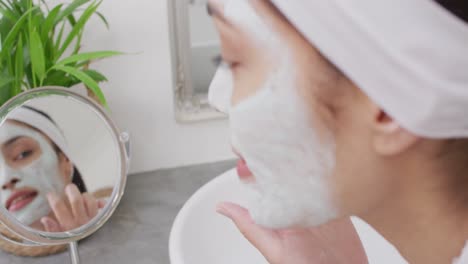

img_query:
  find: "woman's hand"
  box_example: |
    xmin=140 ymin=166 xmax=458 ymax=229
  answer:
xmin=217 ymin=202 xmax=368 ymax=264
xmin=41 ymin=184 xmax=105 ymax=232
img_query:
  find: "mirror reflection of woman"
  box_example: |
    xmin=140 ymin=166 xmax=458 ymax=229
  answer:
xmin=0 ymin=106 xmax=104 ymax=232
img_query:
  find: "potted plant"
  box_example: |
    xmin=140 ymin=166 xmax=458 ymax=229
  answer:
xmin=0 ymin=0 xmax=120 ymax=256
xmin=0 ymin=0 xmax=121 ymax=107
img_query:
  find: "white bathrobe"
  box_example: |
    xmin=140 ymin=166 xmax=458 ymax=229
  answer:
xmin=352 ymin=217 xmax=468 ymax=264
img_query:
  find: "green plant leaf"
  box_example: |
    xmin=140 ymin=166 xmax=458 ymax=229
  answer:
xmin=6 ymin=47 xmax=13 ymax=73
xmin=72 ymin=29 xmax=83 ymax=54
xmin=0 ymin=33 xmax=4 ymax=66
xmin=52 ymin=65 xmax=107 ymax=106
xmin=57 ymin=1 xmax=100 ymax=59
xmin=12 ymin=0 xmax=26 ymax=15
xmin=83 ymin=69 xmax=107 ymax=82
xmin=41 ymin=4 xmax=62 ymax=62
xmin=42 ymin=69 xmax=73 ymax=87
xmin=0 ymin=1 xmax=12 ymax=10
xmin=67 ymin=14 xmax=77 ymax=26
xmin=24 ymin=63 xmax=33 ymax=88
xmin=0 ymin=6 xmax=19 ymax=22
xmin=54 ymin=0 xmax=89 ymax=25
xmin=0 ymin=85 xmax=11 ymax=106
xmin=30 ymin=10 xmax=45 ymax=30
xmin=57 ymin=50 xmax=122 ymax=65
xmin=75 ymin=60 xmax=90 ymax=68
xmin=40 ymin=4 xmax=62 ymax=41
xmin=0 ymin=6 xmax=38 ymax=60
xmin=29 ymin=29 xmax=46 ymax=85
xmin=95 ymin=11 xmax=109 ymax=29
xmin=0 ymin=75 xmax=14 ymax=88
xmin=39 ymin=0 xmax=49 ymax=12
xmin=53 ymin=20 xmax=66 ymax=57
xmin=0 ymin=75 xmax=14 ymax=105
xmin=14 ymin=34 xmax=23 ymax=94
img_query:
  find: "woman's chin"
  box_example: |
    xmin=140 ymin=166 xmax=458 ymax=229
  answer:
xmin=236 ymin=158 xmax=256 ymax=183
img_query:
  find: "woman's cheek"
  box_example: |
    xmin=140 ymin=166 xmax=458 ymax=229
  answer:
xmin=231 ymin=64 xmax=271 ymax=106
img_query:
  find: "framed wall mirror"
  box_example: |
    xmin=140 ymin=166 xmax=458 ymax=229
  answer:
xmin=169 ymin=0 xmax=225 ymax=122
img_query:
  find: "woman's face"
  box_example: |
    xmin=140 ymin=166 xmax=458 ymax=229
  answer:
xmin=209 ymin=0 xmax=396 ymax=227
xmin=0 ymin=120 xmax=72 ymax=226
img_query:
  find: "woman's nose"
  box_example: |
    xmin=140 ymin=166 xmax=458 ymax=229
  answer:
xmin=2 ymin=178 xmax=20 ymax=190
xmin=208 ymin=66 xmax=233 ymax=114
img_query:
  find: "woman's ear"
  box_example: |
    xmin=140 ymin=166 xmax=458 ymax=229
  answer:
xmin=372 ymin=109 xmax=421 ymax=156
xmin=57 ymin=152 xmax=73 ymax=182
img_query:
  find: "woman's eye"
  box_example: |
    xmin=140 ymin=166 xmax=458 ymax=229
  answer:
xmin=15 ymin=150 xmax=33 ymax=161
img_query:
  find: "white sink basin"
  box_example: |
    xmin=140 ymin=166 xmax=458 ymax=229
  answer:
xmin=169 ymin=169 xmax=407 ymax=264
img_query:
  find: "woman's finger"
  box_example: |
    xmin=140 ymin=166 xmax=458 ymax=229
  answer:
xmin=83 ymin=192 xmax=98 ymax=218
xmin=216 ymin=202 xmax=281 ymax=258
xmin=47 ymin=192 xmax=74 ymax=230
xmin=66 ymin=184 xmax=87 ymax=226
xmin=97 ymin=200 xmax=106 ymax=209
xmin=40 ymin=217 xmax=61 ymax=232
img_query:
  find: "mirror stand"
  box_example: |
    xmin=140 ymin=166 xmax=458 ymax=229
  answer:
xmin=0 ymin=233 xmax=81 ymax=263
xmin=69 ymin=241 xmax=80 ymax=264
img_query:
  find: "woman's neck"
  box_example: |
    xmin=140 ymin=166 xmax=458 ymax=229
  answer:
xmin=361 ymin=175 xmax=468 ymax=264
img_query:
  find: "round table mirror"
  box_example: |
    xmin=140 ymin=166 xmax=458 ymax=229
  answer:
xmin=0 ymin=87 xmax=129 ymax=263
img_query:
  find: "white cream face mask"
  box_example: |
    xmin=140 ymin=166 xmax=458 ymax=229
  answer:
xmin=0 ymin=122 xmax=67 ymax=226
xmin=208 ymin=66 xmax=233 ymax=114
xmin=209 ymin=0 xmax=338 ymax=228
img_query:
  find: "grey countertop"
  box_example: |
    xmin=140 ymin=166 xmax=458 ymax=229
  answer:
xmin=0 ymin=160 xmax=236 ymax=264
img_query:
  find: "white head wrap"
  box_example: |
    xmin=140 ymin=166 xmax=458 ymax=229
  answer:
xmin=6 ymin=106 xmax=73 ymax=163
xmin=270 ymin=0 xmax=468 ymax=138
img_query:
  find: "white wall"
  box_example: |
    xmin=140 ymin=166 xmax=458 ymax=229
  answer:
xmin=80 ymin=0 xmax=235 ymax=174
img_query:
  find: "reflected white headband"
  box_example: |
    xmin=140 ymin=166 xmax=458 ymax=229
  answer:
xmin=6 ymin=107 xmax=73 ymax=161
xmin=270 ymin=0 xmax=468 ymax=138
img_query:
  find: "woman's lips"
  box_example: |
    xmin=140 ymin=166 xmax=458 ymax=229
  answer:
xmin=236 ymin=158 xmax=254 ymax=182
xmin=232 ymin=147 xmax=255 ymax=182
xmin=6 ymin=189 xmax=38 ymax=212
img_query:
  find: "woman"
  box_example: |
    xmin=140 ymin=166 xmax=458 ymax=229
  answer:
xmin=208 ymin=0 xmax=468 ymax=263
xmin=0 ymin=106 xmax=103 ymax=232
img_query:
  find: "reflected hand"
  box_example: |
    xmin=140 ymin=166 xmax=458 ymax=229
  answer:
xmin=41 ymin=184 xmax=105 ymax=232
xmin=216 ymin=202 xmax=368 ymax=264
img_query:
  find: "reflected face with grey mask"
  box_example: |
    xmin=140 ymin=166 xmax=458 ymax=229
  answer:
xmin=0 ymin=120 xmax=73 ymax=227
